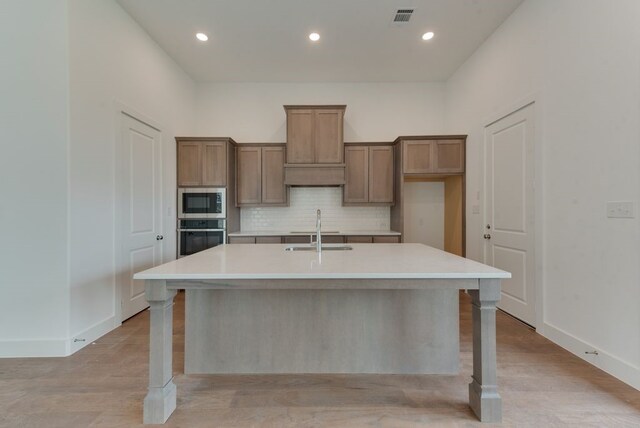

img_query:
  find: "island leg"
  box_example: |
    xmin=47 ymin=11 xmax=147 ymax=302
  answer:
xmin=468 ymin=278 xmax=502 ymax=422
xmin=143 ymin=280 xmax=177 ymax=424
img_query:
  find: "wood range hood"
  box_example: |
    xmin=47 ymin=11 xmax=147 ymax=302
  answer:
xmin=283 ymin=105 xmax=346 ymax=186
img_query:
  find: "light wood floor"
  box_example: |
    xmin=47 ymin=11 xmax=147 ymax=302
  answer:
xmin=1 ymin=292 xmax=638 ymax=427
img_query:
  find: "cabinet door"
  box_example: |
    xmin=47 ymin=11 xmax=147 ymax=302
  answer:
xmin=261 ymin=146 xmax=287 ymax=205
xmin=368 ymin=146 xmax=394 ymax=203
xmin=434 ymin=139 xmax=465 ymax=173
xmin=255 ymin=236 xmax=282 ymax=244
xmin=322 ymin=236 xmax=345 ymax=244
xmin=403 ymin=140 xmax=434 ymax=174
xmin=287 ymin=109 xmax=315 ymax=163
xmin=177 ymin=141 xmax=202 ymax=186
xmin=314 ymin=109 xmax=343 ymax=163
xmin=228 ymin=236 xmax=256 ymax=244
xmin=373 ymin=236 xmax=400 ymax=243
xmin=237 ymin=147 xmax=262 ymax=205
xmin=283 ymin=236 xmax=310 ymax=244
xmin=202 ymin=141 xmax=227 ymax=186
xmin=343 ymin=146 xmax=369 ymax=203
xmin=346 ymin=236 xmax=373 ymax=243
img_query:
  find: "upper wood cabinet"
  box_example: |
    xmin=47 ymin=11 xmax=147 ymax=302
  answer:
xmin=177 ymin=140 xmax=227 ymax=187
xmin=237 ymin=145 xmax=287 ymax=206
xmin=402 ymin=138 xmax=465 ymax=174
xmin=344 ymin=145 xmax=394 ymax=205
xmin=285 ymin=106 xmax=345 ymax=164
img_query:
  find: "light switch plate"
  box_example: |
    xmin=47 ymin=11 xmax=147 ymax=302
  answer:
xmin=607 ymin=201 xmax=635 ymax=218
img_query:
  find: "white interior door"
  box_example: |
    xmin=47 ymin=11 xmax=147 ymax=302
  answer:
xmin=118 ymin=113 xmax=163 ymax=321
xmin=484 ymin=103 xmax=536 ymax=326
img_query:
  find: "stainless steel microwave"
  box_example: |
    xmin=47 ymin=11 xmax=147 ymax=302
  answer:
xmin=178 ymin=187 xmax=226 ymax=219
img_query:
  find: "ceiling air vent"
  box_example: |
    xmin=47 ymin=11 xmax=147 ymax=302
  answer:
xmin=392 ymin=9 xmax=414 ymax=24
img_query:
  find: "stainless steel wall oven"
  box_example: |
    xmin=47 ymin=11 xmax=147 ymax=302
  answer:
xmin=177 ymin=219 xmax=226 ymax=258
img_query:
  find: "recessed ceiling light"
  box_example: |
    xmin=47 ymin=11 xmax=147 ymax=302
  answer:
xmin=196 ymin=33 xmax=209 ymax=42
xmin=422 ymin=32 xmax=434 ymax=41
xmin=309 ymin=32 xmax=320 ymax=42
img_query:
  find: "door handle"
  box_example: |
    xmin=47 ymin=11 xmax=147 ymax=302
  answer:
xmin=156 ymin=235 xmax=164 ymax=241
xmin=483 ymin=234 xmax=491 ymax=240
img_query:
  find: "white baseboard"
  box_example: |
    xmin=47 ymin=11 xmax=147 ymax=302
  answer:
xmin=542 ymin=322 xmax=640 ymax=390
xmin=69 ymin=315 xmax=118 ymax=354
xmin=0 ymin=339 xmax=69 ymax=357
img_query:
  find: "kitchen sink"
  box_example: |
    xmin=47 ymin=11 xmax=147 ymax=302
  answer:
xmin=285 ymin=245 xmax=353 ymax=251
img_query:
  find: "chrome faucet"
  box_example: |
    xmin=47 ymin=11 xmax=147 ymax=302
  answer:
xmin=315 ymin=209 xmax=322 ymax=253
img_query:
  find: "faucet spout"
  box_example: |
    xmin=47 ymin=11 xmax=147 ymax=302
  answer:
xmin=316 ymin=209 xmax=322 ymax=253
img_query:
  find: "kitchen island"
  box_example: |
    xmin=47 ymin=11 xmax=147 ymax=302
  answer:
xmin=134 ymin=243 xmax=510 ymax=424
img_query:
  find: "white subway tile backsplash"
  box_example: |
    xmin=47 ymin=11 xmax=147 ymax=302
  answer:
xmin=241 ymin=187 xmax=390 ymax=231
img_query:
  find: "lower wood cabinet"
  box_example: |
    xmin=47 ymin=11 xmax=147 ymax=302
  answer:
xmin=283 ymin=236 xmax=309 ymax=244
xmin=344 ymin=145 xmax=394 ymax=205
xmin=229 ymin=234 xmax=401 ymax=244
xmin=255 ymin=236 xmax=282 ymax=244
xmin=228 ymin=236 xmax=256 ymax=244
xmin=237 ymin=145 xmax=287 ymax=206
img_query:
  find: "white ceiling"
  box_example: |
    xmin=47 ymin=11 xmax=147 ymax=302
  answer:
xmin=116 ymin=0 xmax=524 ymax=83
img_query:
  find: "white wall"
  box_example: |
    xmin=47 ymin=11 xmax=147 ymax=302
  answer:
xmin=0 ymin=0 xmax=70 ymax=356
xmin=67 ymin=0 xmax=196 ymax=351
xmin=445 ymin=0 xmax=640 ymax=388
xmin=403 ymin=182 xmax=445 ymax=249
xmin=195 ymin=83 xmax=445 ymax=141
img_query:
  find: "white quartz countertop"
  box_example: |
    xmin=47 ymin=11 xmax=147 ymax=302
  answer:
xmin=134 ymin=243 xmax=510 ymax=280
xmin=227 ymin=230 xmax=401 ymax=237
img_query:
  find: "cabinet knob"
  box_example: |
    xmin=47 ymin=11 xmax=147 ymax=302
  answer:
xmin=156 ymin=235 xmax=164 ymax=241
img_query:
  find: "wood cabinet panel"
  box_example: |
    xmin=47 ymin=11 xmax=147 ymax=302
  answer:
xmin=373 ymin=236 xmax=400 ymax=244
xmin=285 ymin=106 xmax=345 ymax=165
xmin=255 ymin=236 xmax=282 ymax=244
xmin=314 ymin=109 xmax=343 ymax=163
xmin=344 ymin=144 xmax=393 ymax=205
xmin=403 ymin=140 xmax=434 ymax=174
xmin=343 ymin=146 xmax=369 ymax=203
xmin=368 ymin=146 xmax=394 ymax=203
xmin=322 ymin=236 xmax=345 ymax=244
xmin=261 ymin=147 xmax=287 ymax=205
xmin=177 ymin=142 xmax=202 ymax=186
xmin=283 ymin=236 xmax=310 ymax=244
xmin=237 ymin=147 xmax=261 ymax=205
xmin=228 ymin=236 xmax=256 ymax=244
xmin=434 ymin=140 xmax=465 ymax=173
xmin=201 ymin=141 xmax=227 ymax=186
xmin=287 ymin=110 xmax=314 ymax=163
xmin=346 ymin=236 xmax=373 ymax=243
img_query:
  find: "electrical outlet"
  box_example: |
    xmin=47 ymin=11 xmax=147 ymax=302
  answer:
xmin=606 ymin=201 xmax=635 ymax=218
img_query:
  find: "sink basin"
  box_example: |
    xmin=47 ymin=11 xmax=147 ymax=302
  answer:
xmin=285 ymin=245 xmax=353 ymax=251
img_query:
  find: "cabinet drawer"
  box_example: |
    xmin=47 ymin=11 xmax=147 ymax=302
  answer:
xmin=346 ymin=236 xmax=373 ymax=243
xmin=373 ymin=236 xmax=400 ymax=243
xmin=322 ymin=236 xmax=345 ymax=244
xmin=228 ymin=236 xmax=256 ymax=244
xmin=255 ymin=236 xmax=282 ymax=244
xmin=283 ymin=236 xmax=310 ymax=244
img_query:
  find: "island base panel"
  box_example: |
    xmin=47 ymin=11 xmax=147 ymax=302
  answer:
xmin=143 ymin=381 xmax=176 ymax=424
xmin=185 ymin=288 xmax=459 ymax=374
